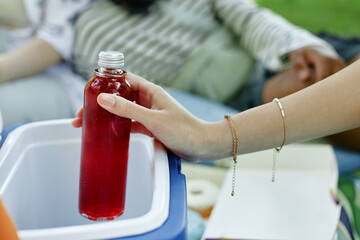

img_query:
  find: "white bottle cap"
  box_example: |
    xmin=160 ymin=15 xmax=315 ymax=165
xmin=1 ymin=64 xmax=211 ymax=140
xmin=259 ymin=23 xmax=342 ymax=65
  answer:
xmin=98 ymin=51 xmax=124 ymax=69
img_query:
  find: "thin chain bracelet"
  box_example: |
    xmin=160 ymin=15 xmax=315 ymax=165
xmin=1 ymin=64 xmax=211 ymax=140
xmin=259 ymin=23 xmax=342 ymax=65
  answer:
xmin=224 ymin=115 xmax=239 ymax=196
xmin=272 ymin=98 xmax=286 ymax=182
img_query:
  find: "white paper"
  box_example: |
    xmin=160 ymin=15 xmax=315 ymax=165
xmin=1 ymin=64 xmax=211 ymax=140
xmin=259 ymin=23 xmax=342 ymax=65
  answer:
xmin=202 ymin=144 xmax=341 ymax=240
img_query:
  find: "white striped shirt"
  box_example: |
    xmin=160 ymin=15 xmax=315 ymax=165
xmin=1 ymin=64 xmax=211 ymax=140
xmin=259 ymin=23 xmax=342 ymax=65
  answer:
xmin=73 ymin=0 xmax=337 ymax=86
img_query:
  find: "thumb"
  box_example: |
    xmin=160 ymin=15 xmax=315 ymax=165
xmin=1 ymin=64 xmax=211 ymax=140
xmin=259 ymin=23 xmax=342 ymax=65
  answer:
xmin=97 ymin=93 xmax=151 ymax=123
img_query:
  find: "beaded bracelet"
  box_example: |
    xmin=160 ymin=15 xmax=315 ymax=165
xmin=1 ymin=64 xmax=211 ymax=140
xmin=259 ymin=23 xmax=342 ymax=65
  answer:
xmin=272 ymin=98 xmax=286 ymax=182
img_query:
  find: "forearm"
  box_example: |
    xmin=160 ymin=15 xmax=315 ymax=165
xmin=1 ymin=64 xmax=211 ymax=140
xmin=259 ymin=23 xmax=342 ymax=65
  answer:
xmin=0 ymin=38 xmax=61 ymax=83
xmin=85 ymin=65 xmax=360 ymax=162
xmin=207 ymin=61 xmax=360 ymax=159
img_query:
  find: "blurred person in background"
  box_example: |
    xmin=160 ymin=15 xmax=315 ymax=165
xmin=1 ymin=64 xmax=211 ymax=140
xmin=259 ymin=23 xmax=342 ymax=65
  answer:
xmin=0 ymin=0 xmax=360 ymax=151
xmin=73 ymin=0 xmax=360 ymax=151
xmin=0 ymin=0 xmax=90 ymax=127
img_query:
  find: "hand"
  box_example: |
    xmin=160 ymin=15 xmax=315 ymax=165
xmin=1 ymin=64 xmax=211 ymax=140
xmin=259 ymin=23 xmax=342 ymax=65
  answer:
xmin=288 ymin=47 xmax=345 ymax=82
xmin=262 ymin=67 xmax=317 ymax=103
xmin=72 ymin=72 xmax=225 ymax=161
xmin=263 ymin=47 xmax=346 ymax=103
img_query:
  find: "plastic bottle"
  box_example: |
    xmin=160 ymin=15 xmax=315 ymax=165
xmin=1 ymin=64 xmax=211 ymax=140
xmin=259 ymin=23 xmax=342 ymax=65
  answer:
xmin=79 ymin=51 xmax=132 ymax=221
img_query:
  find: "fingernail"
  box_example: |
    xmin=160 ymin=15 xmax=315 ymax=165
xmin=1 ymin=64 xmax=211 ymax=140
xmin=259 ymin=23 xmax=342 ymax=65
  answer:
xmin=99 ymin=94 xmax=115 ymax=107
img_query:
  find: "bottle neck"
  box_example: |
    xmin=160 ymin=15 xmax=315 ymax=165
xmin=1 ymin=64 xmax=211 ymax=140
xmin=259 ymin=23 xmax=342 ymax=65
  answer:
xmin=95 ymin=67 xmax=125 ymax=78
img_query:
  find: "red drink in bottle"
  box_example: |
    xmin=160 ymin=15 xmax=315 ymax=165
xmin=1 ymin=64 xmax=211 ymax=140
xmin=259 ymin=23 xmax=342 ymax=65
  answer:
xmin=79 ymin=51 xmax=132 ymax=221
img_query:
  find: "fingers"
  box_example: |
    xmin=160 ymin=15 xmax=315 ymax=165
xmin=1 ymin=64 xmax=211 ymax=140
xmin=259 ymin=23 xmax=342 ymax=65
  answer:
xmin=72 ymin=119 xmax=82 ymax=128
xmin=72 ymin=107 xmax=83 ymax=128
xmin=307 ymin=51 xmax=330 ymax=81
xmin=289 ymin=51 xmax=310 ymax=82
xmin=126 ymin=72 xmax=156 ymax=93
xmin=75 ymin=108 xmax=83 ymax=118
xmin=72 ymin=103 xmax=155 ymax=139
xmin=97 ymin=93 xmax=153 ymax=124
xmin=290 ymin=48 xmax=345 ymax=83
xmin=125 ymin=72 xmax=164 ymax=108
xmin=305 ymin=48 xmax=345 ymax=81
xmin=312 ymin=56 xmax=345 ymax=81
xmin=131 ymin=121 xmax=154 ymax=137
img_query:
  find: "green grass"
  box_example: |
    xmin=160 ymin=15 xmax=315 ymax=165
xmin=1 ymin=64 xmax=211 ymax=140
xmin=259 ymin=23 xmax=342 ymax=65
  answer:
xmin=256 ymin=0 xmax=360 ymax=37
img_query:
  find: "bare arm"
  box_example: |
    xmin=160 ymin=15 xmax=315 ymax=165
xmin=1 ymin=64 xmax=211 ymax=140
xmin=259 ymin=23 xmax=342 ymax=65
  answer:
xmin=218 ymin=60 xmax=360 ymax=156
xmin=73 ymin=61 xmax=360 ymax=161
xmin=0 ymin=37 xmax=61 ymax=83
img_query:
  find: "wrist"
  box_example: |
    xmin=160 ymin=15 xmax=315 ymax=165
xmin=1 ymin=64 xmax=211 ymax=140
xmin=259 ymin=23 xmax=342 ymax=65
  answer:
xmin=197 ymin=119 xmax=233 ymax=161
